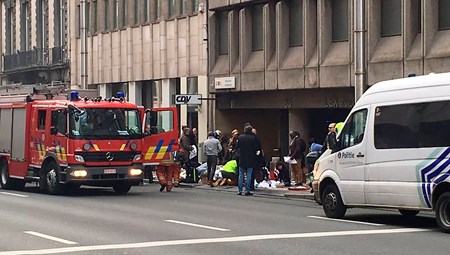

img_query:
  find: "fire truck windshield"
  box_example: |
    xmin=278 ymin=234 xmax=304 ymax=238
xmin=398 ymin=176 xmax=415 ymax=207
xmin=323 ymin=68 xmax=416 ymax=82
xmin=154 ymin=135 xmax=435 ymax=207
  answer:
xmin=69 ymin=108 xmax=142 ymax=139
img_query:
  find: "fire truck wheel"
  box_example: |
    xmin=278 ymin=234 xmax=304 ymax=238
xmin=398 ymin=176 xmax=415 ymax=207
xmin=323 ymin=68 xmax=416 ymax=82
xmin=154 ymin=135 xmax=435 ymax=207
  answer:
xmin=43 ymin=161 xmax=65 ymax=195
xmin=0 ymin=160 xmax=25 ymax=191
xmin=113 ymin=182 xmax=131 ymax=195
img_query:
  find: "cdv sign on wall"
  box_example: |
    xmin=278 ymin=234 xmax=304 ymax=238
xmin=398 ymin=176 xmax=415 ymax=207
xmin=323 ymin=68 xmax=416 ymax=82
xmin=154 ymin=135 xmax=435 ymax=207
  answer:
xmin=174 ymin=94 xmax=202 ymax=105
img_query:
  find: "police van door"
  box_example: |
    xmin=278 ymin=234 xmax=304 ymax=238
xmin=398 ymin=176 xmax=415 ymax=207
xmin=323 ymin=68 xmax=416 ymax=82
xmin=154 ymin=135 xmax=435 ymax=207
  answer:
xmin=334 ymin=108 xmax=368 ymax=205
xmin=142 ymin=108 xmax=179 ymax=166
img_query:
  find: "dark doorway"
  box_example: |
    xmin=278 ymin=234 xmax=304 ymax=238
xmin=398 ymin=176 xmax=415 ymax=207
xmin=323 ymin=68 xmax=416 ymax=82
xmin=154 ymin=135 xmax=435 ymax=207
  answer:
xmin=307 ymin=108 xmax=351 ymax=145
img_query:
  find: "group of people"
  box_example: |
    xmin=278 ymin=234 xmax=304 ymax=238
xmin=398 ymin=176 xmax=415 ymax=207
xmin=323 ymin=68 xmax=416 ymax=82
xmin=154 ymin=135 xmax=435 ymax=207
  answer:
xmin=203 ymin=123 xmax=264 ymax=196
xmin=155 ymin=121 xmax=339 ymax=195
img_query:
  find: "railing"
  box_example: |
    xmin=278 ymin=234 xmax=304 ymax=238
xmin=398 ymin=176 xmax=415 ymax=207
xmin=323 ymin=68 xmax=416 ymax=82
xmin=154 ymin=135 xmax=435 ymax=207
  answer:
xmin=3 ymin=47 xmax=67 ymax=72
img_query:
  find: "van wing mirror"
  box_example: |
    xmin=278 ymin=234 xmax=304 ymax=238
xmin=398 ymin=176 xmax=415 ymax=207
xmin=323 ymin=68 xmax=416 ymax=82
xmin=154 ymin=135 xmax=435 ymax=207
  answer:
xmin=331 ymin=139 xmax=341 ymax=153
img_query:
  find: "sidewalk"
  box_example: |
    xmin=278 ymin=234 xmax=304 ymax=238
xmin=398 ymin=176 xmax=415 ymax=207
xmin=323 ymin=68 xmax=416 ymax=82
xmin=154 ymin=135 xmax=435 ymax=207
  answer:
xmin=178 ymin=182 xmax=315 ymax=200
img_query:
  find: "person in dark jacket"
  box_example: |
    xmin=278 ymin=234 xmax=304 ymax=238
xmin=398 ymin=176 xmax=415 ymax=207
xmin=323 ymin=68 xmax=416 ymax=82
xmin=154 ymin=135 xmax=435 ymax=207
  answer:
xmin=322 ymin=123 xmax=337 ymax=153
xmin=236 ymin=125 xmax=260 ymax=196
xmin=289 ymin=130 xmax=306 ymax=186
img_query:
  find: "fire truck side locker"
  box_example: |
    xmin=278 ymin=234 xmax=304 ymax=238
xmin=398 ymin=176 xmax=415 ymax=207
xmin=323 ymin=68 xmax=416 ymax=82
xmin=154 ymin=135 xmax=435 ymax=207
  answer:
xmin=0 ymin=102 xmax=29 ymax=190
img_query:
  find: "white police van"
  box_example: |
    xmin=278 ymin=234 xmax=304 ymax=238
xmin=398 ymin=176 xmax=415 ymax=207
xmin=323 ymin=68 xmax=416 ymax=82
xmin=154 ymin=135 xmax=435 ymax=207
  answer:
xmin=313 ymin=72 xmax=450 ymax=233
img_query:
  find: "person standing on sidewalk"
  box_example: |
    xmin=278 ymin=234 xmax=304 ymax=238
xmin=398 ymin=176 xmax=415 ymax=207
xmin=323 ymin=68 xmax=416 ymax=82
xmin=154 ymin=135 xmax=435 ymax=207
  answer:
xmin=288 ymin=130 xmax=306 ymax=186
xmin=237 ymin=125 xmax=259 ymax=196
xmin=203 ymin=131 xmax=222 ymax=187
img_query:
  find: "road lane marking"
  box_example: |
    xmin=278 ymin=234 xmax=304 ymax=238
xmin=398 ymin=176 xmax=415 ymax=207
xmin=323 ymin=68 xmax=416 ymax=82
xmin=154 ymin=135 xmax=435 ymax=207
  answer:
xmin=165 ymin=220 xmax=230 ymax=232
xmin=24 ymin=231 xmax=78 ymax=245
xmin=307 ymin=216 xmax=385 ymax=226
xmin=0 ymin=192 xmax=29 ymax=198
xmin=2 ymin=228 xmax=429 ymax=254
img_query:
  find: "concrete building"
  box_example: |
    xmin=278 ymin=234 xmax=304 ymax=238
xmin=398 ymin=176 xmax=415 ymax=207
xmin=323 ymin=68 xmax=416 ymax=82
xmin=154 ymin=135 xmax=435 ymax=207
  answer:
xmin=208 ymin=0 xmax=450 ymax=159
xmin=0 ymin=0 xmax=209 ymax=143
xmin=1 ymin=0 xmax=69 ymax=85
xmin=70 ymin=0 xmax=209 ymax=142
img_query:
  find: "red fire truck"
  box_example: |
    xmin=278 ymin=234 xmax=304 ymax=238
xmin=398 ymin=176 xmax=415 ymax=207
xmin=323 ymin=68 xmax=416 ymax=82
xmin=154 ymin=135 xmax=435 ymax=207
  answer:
xmin=0 ymin=85 xmax=180 ymax=195
xmin=0 ymin=86 xmax=146 ymax=195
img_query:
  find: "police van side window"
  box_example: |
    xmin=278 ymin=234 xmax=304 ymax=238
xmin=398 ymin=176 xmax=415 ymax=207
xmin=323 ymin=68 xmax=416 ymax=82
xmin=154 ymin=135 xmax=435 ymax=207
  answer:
xmin=374 ymin=100 xmax=450 ymax=149
xmin=38 ymin=110 xmax=46 ymax=130
xmin=340 ymin=109 xmax=368 ymax=149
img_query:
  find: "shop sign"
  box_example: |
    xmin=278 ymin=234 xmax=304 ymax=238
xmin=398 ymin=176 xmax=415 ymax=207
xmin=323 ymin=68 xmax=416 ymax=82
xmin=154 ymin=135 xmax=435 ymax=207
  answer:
xmin=214 ymin=77 xmax=235 ymax=89
xmin=174 ymin=94 xmax=202 ymax=105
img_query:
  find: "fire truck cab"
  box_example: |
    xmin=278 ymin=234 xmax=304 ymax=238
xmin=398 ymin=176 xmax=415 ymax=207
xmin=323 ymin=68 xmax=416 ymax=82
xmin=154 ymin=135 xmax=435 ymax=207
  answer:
xmin=0 ymin=87 xmax=144 ymax=195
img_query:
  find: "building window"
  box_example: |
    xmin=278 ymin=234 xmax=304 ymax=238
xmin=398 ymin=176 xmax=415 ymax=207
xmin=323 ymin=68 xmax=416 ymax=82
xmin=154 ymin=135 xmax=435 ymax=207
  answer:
xmin=332 ymin=0 xmax=348 ymax=42
xmin=37 ymin=0 xmax=49 ymax=49
xmin=180 ymin=0 xmax=186 ymax=15
xmin=381 ymin=0 xmax=401 ymax=37
xmin=154 ymin=0 xmax=160 ymax=20
xmin=252 ymin=5 xmax=264 ymax=51
xmin=6 ymin=6 xmax=16 ymax=54
xmin=169 ymin=0 xmax=175 ymax=17
xmin=93 ymin=0 xmax=97 ymax=32
xmin=54 ymin=0 xmax=65 ymax=46
xmin=122 ymin=0 xmax=127 ymax=27
xmin=104 ymin=0 xmax=109 ymax=31
xmin=192 ymin=0 xmax=199 ymax=13
xmin=217 ymin=12 xmax=229 ymax=55
xmin=86 ymin=2 xmax=90 ymax=35
xmin=134 ymin=0 xmax=139 ymax=25
xmin=289 ymin=0 xmax=303 ymax=47
xmin=113 ymin=0 xmax=118 ymax=29
xmin=144 ymin=0 xmax=150 ymax=22
xmin=439 ymin=0 xmax=450 ymax=30
xmin=20 ymin=1 xmax=31 ymax=51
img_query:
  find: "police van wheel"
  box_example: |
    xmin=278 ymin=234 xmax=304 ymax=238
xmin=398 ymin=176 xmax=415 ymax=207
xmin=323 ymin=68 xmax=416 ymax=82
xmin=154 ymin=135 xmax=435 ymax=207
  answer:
xmin=398 ymin=209 xmax=420 ymax=217
xmin=436 ymin=192 xmax=450 ymax=233
xmin=44 ymin=161 xmax=65 ymax=195
xmin=0 ymin=160 xmax=25 ymax=191
xmin=322 ymin=184 xmax=347 ymax=218
xmin=113 ymin=182 xmax=131 ymax=195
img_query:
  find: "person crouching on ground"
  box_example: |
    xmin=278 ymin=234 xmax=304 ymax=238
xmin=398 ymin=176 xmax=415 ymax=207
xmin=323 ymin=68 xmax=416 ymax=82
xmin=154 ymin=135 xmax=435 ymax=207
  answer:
xmin=203 ymin=131 xmax=222 ymax=187
xmin=213 ymin=159 xmax=239 ymax=186
xmin=274 ymin=161 xmax=290 ymax=187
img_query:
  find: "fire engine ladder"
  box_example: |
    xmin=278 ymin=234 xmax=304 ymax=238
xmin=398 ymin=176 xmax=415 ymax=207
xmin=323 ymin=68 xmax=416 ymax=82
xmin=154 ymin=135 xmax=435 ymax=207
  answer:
xmin=0 ymin=82 xmax=68 ymax=102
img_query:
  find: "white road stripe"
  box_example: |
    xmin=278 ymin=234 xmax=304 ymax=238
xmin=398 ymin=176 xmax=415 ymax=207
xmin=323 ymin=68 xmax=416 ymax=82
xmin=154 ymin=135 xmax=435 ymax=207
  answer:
xmin=24 ymin=231 xmax=78 ymax=245
xmin=165 ymin=220 xmax=230 ymax=232
xmin=307 ymin=216 xmax=385 ymax=226
xmin=0 ymin=192 xmax=29 ymax=198
xmin=1 ymin=228 xmax=429 ymax=255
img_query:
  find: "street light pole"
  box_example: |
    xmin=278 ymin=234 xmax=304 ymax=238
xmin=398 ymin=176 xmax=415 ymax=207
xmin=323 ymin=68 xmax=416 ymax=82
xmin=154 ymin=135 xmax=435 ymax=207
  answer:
xmin=80 ymin=0 xmax=88 ymax=89
xmin=354 ymin=0 xmax=367 ymax=101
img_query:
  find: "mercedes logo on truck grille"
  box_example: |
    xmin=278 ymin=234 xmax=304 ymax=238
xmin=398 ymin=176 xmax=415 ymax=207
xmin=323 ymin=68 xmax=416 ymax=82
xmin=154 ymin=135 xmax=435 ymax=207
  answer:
xmin=105 ymin=152 xmax=114 ymax=161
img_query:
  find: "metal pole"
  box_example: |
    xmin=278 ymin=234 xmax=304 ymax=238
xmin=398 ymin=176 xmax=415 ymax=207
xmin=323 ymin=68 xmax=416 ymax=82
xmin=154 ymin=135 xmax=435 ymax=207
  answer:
xmin=354 ymin=0 xmax=366 ymax=101
xmin=80 ymin=0 xmax=88 ymax=89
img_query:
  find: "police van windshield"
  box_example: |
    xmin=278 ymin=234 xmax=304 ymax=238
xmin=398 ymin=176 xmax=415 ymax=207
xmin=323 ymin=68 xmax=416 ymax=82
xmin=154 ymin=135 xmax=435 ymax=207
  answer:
xmin=69 ymin=108 xmax=142 ymax=139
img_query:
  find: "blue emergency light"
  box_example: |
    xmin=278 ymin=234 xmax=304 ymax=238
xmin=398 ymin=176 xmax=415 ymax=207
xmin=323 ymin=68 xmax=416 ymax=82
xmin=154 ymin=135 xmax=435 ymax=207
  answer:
xmin=70 ymin=91 xmax=80 ymax=101
xmin=116 ymin=92 xmax=125 ymax=98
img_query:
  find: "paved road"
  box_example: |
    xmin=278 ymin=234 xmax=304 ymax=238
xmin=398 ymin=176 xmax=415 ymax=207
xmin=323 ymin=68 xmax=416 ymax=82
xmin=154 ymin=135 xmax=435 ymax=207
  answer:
xmin=0 ymin=183 xmax=447 ymax=255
